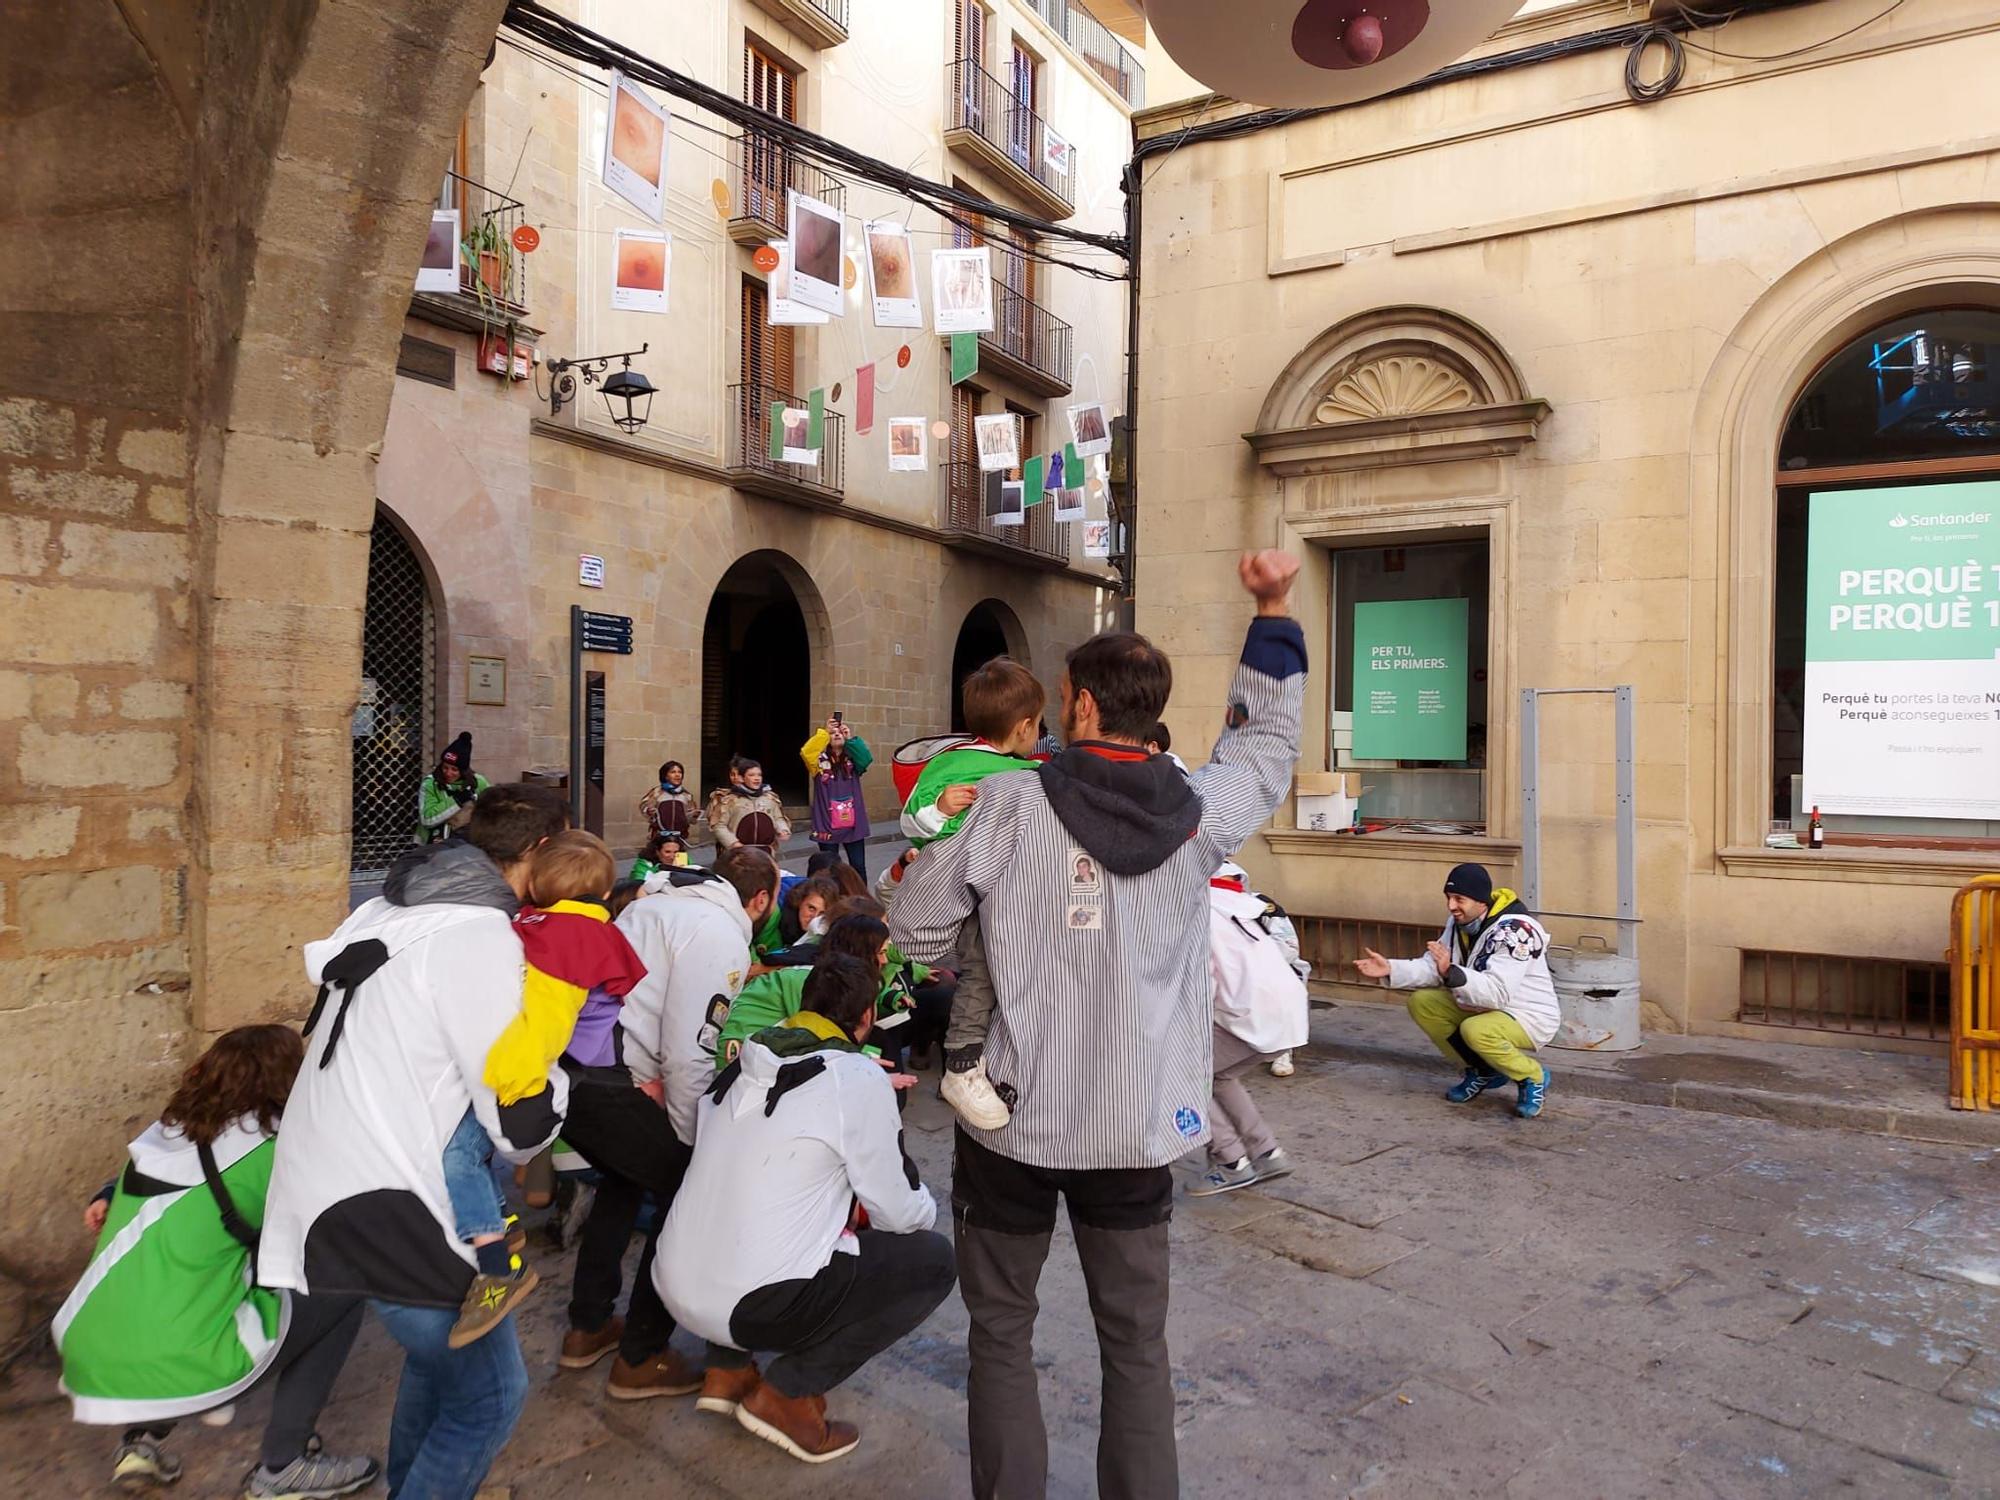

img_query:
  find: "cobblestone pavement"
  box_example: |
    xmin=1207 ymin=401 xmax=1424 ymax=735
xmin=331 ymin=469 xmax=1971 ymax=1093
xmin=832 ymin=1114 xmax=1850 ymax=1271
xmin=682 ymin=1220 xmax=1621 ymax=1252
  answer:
xmin=7 ymin=1015 xmax=1999 ymax=1499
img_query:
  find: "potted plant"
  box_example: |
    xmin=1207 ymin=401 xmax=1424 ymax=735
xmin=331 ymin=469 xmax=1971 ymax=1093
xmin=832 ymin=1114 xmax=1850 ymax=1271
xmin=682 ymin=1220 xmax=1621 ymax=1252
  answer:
xmin=459 ymin=215 xmax=514 ymax=310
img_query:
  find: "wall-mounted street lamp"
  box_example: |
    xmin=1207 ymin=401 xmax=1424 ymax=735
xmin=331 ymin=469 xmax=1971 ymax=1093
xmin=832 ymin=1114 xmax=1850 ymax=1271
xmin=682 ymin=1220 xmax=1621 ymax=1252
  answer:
xmin=547 ymin=344 xmax=655 ymax=433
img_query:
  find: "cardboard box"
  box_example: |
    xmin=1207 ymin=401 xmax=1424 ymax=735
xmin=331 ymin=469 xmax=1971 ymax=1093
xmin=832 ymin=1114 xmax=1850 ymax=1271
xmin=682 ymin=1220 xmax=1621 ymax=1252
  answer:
xmin=1296 ymin=771 xmax=1363 ymax=832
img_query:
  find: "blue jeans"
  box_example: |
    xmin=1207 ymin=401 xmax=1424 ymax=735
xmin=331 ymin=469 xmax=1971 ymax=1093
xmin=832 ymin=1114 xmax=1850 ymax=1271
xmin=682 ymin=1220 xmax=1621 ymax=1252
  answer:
xmin=815 ymin=838 xmax=869 ymax=880
xmin=440 ymin=1108 xmax=506 ymax=1242
xmin=369 ymin=1300 xmax=528 ymax=1500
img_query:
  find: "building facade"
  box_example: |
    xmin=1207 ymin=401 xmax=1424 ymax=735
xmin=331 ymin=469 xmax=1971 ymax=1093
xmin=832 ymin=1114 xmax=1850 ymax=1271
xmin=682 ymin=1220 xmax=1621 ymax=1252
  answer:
xmin=1135 ymin=0 xmax=2000 ymax=1045
xmin=364 ymin=0 xmax=1136 ymax=870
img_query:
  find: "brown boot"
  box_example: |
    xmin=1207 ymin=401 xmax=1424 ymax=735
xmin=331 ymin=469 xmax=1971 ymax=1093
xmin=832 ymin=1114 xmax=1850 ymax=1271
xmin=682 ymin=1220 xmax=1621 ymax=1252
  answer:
xmin=607 ymin=1347 xmax=703 ymax=1401
xmin=735 ymin=1382 xmax=860 ymax=1463
xmin=696 ymin=1359 xmax=761 ymax=1416
xmin=558 ymin=1316 xmax=624 ymax=1370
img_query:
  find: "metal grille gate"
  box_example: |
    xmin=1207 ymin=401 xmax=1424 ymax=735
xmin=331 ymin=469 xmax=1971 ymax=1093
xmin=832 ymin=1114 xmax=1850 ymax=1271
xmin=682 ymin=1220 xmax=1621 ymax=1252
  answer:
xmin=351 ymin=512 xmax=436 ymax=877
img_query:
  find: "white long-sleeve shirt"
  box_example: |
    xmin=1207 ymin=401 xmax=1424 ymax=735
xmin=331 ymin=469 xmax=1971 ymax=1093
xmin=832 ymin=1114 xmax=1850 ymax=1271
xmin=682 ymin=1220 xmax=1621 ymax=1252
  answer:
xmin=655 ymin=1031 xmax=936 ymax=1348
xmin=615 ymin=872 xmax=753 ymax=1144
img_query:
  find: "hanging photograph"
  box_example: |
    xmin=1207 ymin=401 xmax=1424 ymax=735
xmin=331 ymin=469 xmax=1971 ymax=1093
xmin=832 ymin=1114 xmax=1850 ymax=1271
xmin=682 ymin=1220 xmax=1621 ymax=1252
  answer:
xmin=932 ymin=247 xmax=995 ymax=334
xmin=865 ymin=220 xmax=923 ymax=329
xmin=887 ymin=417 xmax=929 ymax=472
xmin=610 ymin=229 xmax=670 ymax=313
xmin=974 ymin=412 xmax=1020 ymax=472
xmin=787 ymin=190 xmax=846 ymax=316
xmin=1044 ymin=126 xmax=1074 ymax=176
xmin=602 ymin=71 xmax=669 ymax=223
xmin=996 ymin=480 xmax=1025 ymax=527
xmin=1083 ymin=519 xmax=1113 ymax=558
xmin=780 ymin=407 xmax=820 ymax=466
xmin=416 ymin=209 xmax=460 ymax=293
xmin=768 ymin=243 xmax=829 ymax=326
xmin=1069 ymin=401 xmax=1112 ymax=457
xmin=1054 ymin=488 xmax=1086 ymax=523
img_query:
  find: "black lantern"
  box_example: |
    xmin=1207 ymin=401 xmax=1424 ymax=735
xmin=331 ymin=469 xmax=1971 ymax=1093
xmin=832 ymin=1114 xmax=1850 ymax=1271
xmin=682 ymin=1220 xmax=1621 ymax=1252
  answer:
xmin=546 ymin=343 xmax=653 ymax=432
xmin=599 ymin=360 xmax=656 ymax=433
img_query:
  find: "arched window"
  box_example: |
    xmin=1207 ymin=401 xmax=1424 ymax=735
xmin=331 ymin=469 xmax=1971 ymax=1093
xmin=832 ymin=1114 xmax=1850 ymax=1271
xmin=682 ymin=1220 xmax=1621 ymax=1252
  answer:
xmin=352 ymin=507 xmax=440 ymax=877
xmin=1771 ymin=308 xmax=2000 ymax=838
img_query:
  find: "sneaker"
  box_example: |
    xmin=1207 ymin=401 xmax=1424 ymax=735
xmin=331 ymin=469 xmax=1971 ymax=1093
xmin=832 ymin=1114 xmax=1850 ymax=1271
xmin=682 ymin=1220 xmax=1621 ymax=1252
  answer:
xmin=1188 ymin=1157 xmax=1258 ymax=1197
xmin=736 ymin=1383 xmax=861 ymax=1464
xmin=112 ymin=1438 xmax=182 ymax=1492
xmin=447 ymin=1263 xmax=538 ymax=1349
xmin=697 ymin=1360 xmax=762 ymax=1416
xmin=198 ymin=1403 xmax=236 ymax=1428
xmin=243 ymin=1450 xmax=379 ymax=1499
xmin=941 ymin=1058 xmax=1011 ymax=1131
xmin=1250 ymin=1147 xmax=1293 ymax=1184
xmin=1445 ymin=1066 xmax=1509 ymax=1103
xmin=607 ymin=1347 xmax=703 ymax=1401
xmin=559 ymin=1315 xmax=624 ymax=1370
xmin=1269 ymin=1051 xmax=1295 ymax=1078
xmin=1516 ymin=1069 xmax=1551 ymax=1119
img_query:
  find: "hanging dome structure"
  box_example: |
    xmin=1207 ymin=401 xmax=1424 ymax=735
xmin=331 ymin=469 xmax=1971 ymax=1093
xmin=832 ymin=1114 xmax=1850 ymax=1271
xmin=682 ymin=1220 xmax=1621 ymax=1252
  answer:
xmin=1140 ymin=0 xmax=1523 ymax=108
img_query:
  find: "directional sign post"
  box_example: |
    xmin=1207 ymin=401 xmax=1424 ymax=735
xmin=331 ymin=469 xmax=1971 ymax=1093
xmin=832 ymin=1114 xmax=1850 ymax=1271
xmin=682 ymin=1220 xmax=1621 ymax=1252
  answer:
xmin=570 ymin=607 xmax=634 ymax=825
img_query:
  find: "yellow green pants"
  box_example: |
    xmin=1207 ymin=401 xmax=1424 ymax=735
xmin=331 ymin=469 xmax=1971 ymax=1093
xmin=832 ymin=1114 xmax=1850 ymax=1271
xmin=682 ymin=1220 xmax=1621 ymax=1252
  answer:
xmin=1406 ymin=988 xmax=1546 ymax=1084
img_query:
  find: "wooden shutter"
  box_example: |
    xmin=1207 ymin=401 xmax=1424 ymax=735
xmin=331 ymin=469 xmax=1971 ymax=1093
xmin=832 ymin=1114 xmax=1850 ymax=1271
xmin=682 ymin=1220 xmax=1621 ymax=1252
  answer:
xmin=1008 ymin=43 xmax=1039 ymax=166
xmin=951 ymin=385 xmax=979 ymax=468
xmin=956 ymin=0 xmax=985 ymax=66
xmin=743 ymin=42 xmax=795 ymax=227
xmin=744 ymin=42 xmax=796 ymax=120
xmin=740 ymin=279 xmax=795 ymax=398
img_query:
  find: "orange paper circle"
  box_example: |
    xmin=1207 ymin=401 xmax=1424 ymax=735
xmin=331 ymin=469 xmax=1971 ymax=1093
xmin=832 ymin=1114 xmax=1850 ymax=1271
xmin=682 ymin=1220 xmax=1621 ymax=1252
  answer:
xmin=842 ymin=255 xmax=859 ymax=290
xmin=931 ymin=421 xmax=951 ymax=441
xmin=711 ymin=178 xmax=731 ymax=218
xmin=896 ymin=345 xmax=912 ymax=369
xmin=511 ymin=224 xmax=541 ymax=253
xmin=752 ymin=245 xmax=781 ymax=273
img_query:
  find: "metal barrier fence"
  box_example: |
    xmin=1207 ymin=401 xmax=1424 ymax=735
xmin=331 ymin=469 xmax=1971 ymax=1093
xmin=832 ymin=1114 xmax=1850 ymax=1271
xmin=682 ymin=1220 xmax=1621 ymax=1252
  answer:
xmin=1951 ymin=876 xmax=2000 ymax=1108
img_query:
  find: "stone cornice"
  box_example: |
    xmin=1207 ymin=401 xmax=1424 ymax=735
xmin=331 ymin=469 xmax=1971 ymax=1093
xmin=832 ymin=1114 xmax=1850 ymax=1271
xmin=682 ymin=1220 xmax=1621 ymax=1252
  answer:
xmin=1246 ymin=399 xmax=1552 ymax=477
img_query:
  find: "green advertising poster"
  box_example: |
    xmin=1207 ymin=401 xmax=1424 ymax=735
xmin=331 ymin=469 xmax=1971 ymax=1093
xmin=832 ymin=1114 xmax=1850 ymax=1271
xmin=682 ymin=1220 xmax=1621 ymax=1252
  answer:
xmin=1803 ymin=479 xmax=2000 ymax=819
xmin=1352 ymin=598 xmax=1468 ymax=761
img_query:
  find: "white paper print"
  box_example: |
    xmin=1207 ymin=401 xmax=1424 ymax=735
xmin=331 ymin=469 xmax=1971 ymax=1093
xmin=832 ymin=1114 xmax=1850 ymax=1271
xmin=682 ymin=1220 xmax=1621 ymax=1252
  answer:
xmin=610 ymin=229 xmax=670 ymax=313
xmin=416 ymin=209 xmax=460 ymax=293
xmin=780 ymin=408 xmax=820 ymax=467
xmin=1083 ymin=520 xmax=1113 ymax=558
xmin=768 ymin=243 xmax=829 ymax=326
xmin=1053 ymin=488 xmax=1086 ymax=523
xmin=887 ymin=417 xmax=929 ymax=472
xmin=787 ymin=190 xmax=846 ymax=316
xmin=602 ymin=71 xmax=669 ymax=223
xmin=1069 ymin=401 xmax=1112 ymax=458
xmin=1044 ymin=126 xmax=1074 ymax=176
xmin=974 ymin=413 xmax=1020 ymax=473
xmin=864 ymin=220 xmax=923 ymax=329
xmin=993 ymin=479 xmax=1025 ymax=527
xmin=932 ymin=247 xmax=994 ymax=334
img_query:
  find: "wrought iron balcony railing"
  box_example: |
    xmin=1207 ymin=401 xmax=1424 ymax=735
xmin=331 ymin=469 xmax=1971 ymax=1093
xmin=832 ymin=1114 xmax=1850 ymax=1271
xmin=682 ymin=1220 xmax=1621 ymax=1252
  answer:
xmin=728 ymin=382 xmax=846 ymax=504
xmin=1027 ymin=0 xmax=1145 ymax=107
xmin=728 ymin=133 xmax=848 ymax=246
xmin=985 ymin=279 xmax=1073 ymax=394
xmin=944 ymin=59 xmax=1076 ymax=217
xmin=942 ymin=460 xmax=1067 ymax=564
xmin=441 ymin=171 xmax=530 ymax=316
xmin=746 ymin=0 xmax=849 ymax=49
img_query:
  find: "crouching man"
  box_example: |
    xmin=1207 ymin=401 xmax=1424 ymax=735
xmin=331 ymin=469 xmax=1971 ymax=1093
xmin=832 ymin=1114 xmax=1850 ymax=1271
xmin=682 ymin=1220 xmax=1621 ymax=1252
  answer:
xmin=656 ymin=954 xmax=956 ymax=1464
xmin=1353 ymin=862 xmax=1560 ymax=1119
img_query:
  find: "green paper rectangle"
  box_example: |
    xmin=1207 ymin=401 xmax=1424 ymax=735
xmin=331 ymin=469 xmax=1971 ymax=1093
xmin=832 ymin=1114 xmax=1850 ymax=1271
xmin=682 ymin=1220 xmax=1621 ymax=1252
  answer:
xmin=769 ymin=400 xmax=785 ymax=461
xmin=1350 ymin=598 xmax=1468 ymax=762
xmin=807 ymin=387 xmax=825 ymax=449
xmin=950 ymin=331 xmax=978 ymax=384
xmin=1064 ymin=441 xmax=1083 ymax=488
xmin=1022 ymin=454 xmax=1045 ymax=504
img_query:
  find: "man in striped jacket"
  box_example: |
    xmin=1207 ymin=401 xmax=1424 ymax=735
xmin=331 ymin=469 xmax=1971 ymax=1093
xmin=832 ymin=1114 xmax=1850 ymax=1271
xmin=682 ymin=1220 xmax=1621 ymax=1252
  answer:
xmin=891 ymin=550 xmax=1305 ymax=1500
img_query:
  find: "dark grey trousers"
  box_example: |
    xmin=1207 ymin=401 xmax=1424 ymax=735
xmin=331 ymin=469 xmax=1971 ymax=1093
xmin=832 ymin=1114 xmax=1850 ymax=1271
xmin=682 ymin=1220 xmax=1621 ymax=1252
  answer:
xmin=952 ymin=1130 xmax=1177 ymax=1500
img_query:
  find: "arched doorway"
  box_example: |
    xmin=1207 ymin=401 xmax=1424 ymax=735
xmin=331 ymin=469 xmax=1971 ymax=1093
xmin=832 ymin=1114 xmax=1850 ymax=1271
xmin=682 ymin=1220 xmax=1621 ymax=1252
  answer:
xmin=702 ymin=553 xmax=817 ymax=804
xmin=950 ymin=601 xmax=1022 ymax=731
xmin=351 ymin=507 xmax=440 ymax=877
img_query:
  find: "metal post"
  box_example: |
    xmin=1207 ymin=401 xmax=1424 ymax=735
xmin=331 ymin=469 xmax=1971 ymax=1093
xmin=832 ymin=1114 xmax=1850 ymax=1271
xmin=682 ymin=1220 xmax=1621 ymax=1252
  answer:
xmin=1614 ymin=684 xmax=1637 ymax=960
xmin=568 ymin=605 xmax=585 ymax=827
xmin=1519 ymin=688 xmax=1541 ymax=912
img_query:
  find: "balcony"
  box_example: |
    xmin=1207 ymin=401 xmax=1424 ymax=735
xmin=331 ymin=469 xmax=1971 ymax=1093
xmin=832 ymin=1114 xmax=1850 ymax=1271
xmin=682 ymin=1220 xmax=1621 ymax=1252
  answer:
xmin=729 ymin=132 xmax=848 ymax=247
xmin=941 ymin=461 xmax=1069 ymax=567
xmin=444 ymin=171 xmax=530 ymax=318
xmin=944 ymin=60 xmax=1076 ymax=221
xmin=745 ymin=0 xmax=848 ymax=49
xmin=1027 ymin=0 xmax=1145 ymax=107
xmin=727 ymin=383 xmax=846 ymax=508
xmin=958 ymin=280 xmax=1073 ymax=397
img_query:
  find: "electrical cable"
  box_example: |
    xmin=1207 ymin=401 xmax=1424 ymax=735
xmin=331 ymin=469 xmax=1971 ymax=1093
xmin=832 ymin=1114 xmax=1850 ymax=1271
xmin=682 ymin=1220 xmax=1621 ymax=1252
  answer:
xmin=1675 ymin=0 xmax=1907 ymax=61
xmin=1623 ymin=26 xmax=1686 ymax=103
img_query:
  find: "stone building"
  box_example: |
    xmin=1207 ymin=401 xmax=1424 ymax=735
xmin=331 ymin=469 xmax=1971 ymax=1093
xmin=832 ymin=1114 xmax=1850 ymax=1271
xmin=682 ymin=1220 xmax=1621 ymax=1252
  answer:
xmin=1135 ymin=0 xmax=2000 ymax=1044
xmin=0 ymin=0 xmax=1134 ymax=1326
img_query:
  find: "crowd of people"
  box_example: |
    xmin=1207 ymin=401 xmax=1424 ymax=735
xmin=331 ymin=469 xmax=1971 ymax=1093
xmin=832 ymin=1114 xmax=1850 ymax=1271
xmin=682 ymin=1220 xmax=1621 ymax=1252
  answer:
xmin=50 ymin=548 xmax=1574 ymax=1500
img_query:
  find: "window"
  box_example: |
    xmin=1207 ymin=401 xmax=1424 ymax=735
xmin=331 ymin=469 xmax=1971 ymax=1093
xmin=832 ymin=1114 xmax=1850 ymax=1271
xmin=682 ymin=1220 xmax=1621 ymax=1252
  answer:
xmin=743 ymin=41 xmax=798 ymax=229
xmin=1329 ymin=537 xmax=1490 ymax=829
xmin=1005 ymin=404 xmax=1038 ymax=483
xmin=740 ymin=278 xmax=796 ymax=458
xmin=955 ymin=0 xmax=987 ymax=68
xmin=1007 ymin=41 xmax=1041 ymax=168
xmin=436 ymin=114 xmax=470 ymax=210
xmin=1770 ymin=309 xmax=2000 ymax=841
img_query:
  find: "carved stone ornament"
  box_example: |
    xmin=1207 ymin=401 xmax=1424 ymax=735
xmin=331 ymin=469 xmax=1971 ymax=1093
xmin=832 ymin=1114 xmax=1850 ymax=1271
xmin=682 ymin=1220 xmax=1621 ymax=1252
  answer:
xmin=1315 ymin=355 xmax=1476 ymax=425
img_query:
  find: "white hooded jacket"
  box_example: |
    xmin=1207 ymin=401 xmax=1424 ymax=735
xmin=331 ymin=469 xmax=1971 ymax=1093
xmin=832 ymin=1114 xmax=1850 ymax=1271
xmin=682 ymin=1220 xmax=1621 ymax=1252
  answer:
xmin=1208 ymin=880 xmax=1311 ymax=1054
xmin=261 ymin=861 xmax=564 ymax=1308
xmin=1384 ymin=894 xmax=1562 ymax=1048
xmin=616 ymin=869 xmax=755 ymax=1145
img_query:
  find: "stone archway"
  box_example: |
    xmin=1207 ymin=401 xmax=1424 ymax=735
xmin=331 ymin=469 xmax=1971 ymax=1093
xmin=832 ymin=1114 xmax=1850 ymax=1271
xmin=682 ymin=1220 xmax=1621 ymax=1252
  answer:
xmin=700 ymin=550 xmax=832 ymax=806
xmin=949 ymin=598 xmax=1030 ymax=730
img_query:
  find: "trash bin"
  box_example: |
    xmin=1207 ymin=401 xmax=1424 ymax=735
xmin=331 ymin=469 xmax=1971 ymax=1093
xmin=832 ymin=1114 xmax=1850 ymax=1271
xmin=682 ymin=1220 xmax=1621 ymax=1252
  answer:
xmin=1548 ymin=936 xmax=1642 ymax=1051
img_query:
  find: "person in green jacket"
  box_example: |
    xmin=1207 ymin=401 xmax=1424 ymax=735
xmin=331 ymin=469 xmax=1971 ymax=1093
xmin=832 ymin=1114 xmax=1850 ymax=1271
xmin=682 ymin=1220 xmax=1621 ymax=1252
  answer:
xmin=54 ymin=1026 xmax=378 ymax=1499
xmin=416 ymin=730 xmax=491 ymax=844
xmin=629 ymin=829 xmax=690 ymax=882
xmin=717 ymin=913 xmax=915 ymax=1067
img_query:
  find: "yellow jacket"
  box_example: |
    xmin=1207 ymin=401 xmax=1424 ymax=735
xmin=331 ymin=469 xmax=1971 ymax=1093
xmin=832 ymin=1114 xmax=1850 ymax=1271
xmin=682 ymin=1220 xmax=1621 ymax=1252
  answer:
xmin=484 ymin=899 xmax=647 ymax=1104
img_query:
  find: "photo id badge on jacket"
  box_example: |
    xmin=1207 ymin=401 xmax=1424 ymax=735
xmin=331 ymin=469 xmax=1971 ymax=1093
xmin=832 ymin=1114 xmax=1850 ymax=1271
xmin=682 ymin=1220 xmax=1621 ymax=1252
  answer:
xmin=1066 ymin=846 xmax=1103 ymax=930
